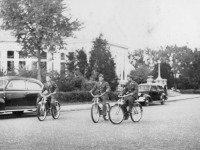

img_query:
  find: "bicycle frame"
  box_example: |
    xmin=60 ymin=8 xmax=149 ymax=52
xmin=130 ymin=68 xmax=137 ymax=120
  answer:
xmin=90 ymin=92 xmax=105 ymax=105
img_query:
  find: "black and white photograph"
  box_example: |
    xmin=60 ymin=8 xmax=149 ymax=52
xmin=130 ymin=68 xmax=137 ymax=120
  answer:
xmin=0 ymin=0 xmax=200 ymax=149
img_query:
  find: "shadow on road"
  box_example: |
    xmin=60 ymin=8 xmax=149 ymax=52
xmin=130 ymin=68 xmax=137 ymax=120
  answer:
xmin=0 ymin=112 xmax=37 ymax=120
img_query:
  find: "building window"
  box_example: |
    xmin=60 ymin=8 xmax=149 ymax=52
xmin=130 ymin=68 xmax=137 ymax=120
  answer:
xmin=32 ymin=61 xmax=37 ymax=69
xmin=7 ymin=61 xmax=14 ymax=71
xmin=7 ymin=51 xmax=14 ymax=58
xmin=60 ymin=62 xmax=66 ymax=74
xmin=40 ymin=62 xmax=47 ymax=70
xmin=61 ymin=53 xmax=65 ymax=60
xmin=19 ymin=51 xmax=25 ymax=58
xmin=19 ymin=61 xmax=26 ymax=69
xmin=41 ymin=52 xmax=47 ymax=59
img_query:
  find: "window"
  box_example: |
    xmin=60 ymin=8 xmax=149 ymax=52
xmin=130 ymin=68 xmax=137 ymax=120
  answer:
xmin=139 ymin=85 xmax=151 ymax=91
xmin=60 ymin=62 xmax=65 ymax=71
xmin=7 ymin=51 xmax=14 ymax=58
xmin=32 ymin=61 xmax=37 ymax=69
xmin=0 ymin=79 xmax=8 ymax=88
xmin=41 ymin=52 xmax=47 ymax=59
xmin=7 ymin=80 xmax=26 ymax=90
xmin=27 ymin=81 xmax=42 ymax=90
xmin=19 ymin=51 xmax=25 ymax=58
xmin=19 ymin=61 xmax=26 ymax=68
xmin=151 ymin=86 xmax=157 ymax=92
xmin=7 ymin=61 xmax=14 ymax=71
xmin=40 ymin=62 xmax=47 ymax=70
xmin=60 ymin=53 xmax=65 ymax=60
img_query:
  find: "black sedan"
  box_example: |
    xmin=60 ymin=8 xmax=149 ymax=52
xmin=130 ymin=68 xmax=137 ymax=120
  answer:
xmin=137 ymin=83 xmax=167 ymax=106
xmin=0 ymin=76 xmax=43 ymax=116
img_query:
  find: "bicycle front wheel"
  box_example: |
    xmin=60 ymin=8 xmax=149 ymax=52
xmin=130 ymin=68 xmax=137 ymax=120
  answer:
xmin=109 ymin=105 xmax=124 ymax=124
xmin=52 ymin=101 xmax=61 ymax=119
xmin=130 ymin=103 xmax=143 ymax=122
xmin=103 ymin=103 xmax=110 ymax=121
xmin=91 ymin=104 xmax=100 ymax=123
xmin=37 ymin=103 xmax=47 ymax=121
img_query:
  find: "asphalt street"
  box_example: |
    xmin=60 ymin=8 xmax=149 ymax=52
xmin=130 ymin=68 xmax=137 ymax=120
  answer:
xmin=0 ymin=97 xmax=200 ymax=150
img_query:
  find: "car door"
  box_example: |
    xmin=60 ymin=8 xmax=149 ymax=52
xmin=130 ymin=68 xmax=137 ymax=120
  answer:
xmin=5 ymin=79 xmax=28 ymax=110
xmin=150 ymin=85 xmax=159 ymax=100
xmin=157 ymin=85 xmax=163 ymax=100
xmin=26 ymin=81 xmax=42 ymax=107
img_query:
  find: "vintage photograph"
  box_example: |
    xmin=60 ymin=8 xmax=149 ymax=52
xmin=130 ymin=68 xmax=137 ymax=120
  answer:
xmin=0 ymin=0 xmax=200 ymax=149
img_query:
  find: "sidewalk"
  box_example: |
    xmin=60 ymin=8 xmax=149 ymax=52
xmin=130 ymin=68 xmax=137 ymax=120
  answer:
xmin=60 ymin=94 xmax=200 ymax=112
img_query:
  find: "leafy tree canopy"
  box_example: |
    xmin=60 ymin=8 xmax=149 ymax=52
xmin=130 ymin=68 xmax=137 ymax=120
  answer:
xmin=0 ymin=0 xmax=82 ymax=80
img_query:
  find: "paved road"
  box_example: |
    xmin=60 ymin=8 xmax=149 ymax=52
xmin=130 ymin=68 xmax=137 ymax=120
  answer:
xmin=0 ymin=98 xmax=200 ymax=150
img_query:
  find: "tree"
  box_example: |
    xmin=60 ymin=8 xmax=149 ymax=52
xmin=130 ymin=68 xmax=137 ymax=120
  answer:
xmin=129 ymin=65 xmax=151 ymax=84
xmin=0 ymin=0 xmax=81 ymax=80
xmin=87 ymin=34 xmax=118 ymax=91
xmin=76 ymin=48 xmax=88 ymax=76
xmin=66 ymin=52 xmax=76 ymax=72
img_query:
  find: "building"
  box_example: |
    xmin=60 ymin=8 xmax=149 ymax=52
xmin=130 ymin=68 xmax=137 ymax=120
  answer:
xmin=0 ymin=30 xmax=132 ymax=85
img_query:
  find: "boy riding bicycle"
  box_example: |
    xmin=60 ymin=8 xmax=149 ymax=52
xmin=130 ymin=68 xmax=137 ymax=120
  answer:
xmin=37 ymin=75 xmax=58 ymax=110
xmin=121 ymin=74 xmax=138 ymax=120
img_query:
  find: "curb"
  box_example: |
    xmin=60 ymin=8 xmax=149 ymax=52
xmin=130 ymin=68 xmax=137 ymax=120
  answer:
xmin=60 ymin=95 xmax=200 ymax=112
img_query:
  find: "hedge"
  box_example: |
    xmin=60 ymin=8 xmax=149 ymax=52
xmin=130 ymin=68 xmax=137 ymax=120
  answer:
xmin=57 ymin=91 xmax=120 ymax=103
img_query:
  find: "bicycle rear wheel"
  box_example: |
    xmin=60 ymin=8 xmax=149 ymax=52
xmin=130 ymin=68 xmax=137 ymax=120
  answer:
xmin=52 ymin=101 xmax=61 ymax=119
xmin=37 ymin=102 xmax=47 ymax=121
xmin=130 ymin=103 xmax=143 ymax=122
xmin=103 ymin=103 xmax=110 ymax=121
xmin=109 ymin=105 xmax=124 ymax=124
xmin=91 ymin=103 xmax=100 ymax=123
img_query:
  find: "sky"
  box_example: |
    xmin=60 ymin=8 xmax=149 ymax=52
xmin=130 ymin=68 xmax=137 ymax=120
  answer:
xmin=64 ymin=0 xmax=200 ymax=52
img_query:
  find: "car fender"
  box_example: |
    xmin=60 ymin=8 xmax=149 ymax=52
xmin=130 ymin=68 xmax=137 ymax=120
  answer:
xmin=160 ymin=93 xmax=167 ymax=100
xmin=0 ymin=98 xmax=5 ymax=110
xmin=142 ymin=94 xmax=152 ymax=102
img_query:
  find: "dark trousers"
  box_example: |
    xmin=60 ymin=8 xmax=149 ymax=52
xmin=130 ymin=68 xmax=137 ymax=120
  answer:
xmin=100 ymin=94 xmax=109 ymax=116
xmin=121 ymin=95 xmax=136 ymax=116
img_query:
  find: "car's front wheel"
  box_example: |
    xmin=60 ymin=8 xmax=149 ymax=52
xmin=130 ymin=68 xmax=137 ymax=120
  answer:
xmin=144 ymin=97 xmax=150 ymax=106
xmin=12 ymin=111 xmax=24 ymax=117
xmin=161 ymin=98 xmax=166 ymax=105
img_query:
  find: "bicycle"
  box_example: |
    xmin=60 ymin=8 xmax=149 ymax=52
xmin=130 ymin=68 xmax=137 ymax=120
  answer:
xmin=109 ymin=94 xmax=143 ymax=125
xmin=37 ymin=93 xmax=61 ymax=121
xmin=90 ymin=92 xmax=110 ymax=123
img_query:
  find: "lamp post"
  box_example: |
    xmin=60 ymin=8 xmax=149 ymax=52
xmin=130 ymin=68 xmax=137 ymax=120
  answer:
xmin=156 ymin=60 xmax=163 ymax=85
xmin=157 ymin=60 xmax=162 ymax=80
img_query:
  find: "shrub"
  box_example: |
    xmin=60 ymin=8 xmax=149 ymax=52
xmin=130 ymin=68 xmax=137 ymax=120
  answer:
xmin=57 ymin=91 xmax=93 ymax=103
xmin=81 ymin=80 xmax=96 ymax=91
xmin=108 ymin=91 xmax=120 ymax=100
xmin=57 ymin=91 xmax=121 ymax=103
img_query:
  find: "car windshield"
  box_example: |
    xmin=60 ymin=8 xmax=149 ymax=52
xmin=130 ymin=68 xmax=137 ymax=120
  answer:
xmin=0 ymin=79 xmax=8 ymax=88
xmin=139 ymin=85 xmax=151 ymax=91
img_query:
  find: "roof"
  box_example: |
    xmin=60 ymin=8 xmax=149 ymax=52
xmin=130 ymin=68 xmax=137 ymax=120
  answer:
xmin=0 ymin=76 xmax=42 ymax=84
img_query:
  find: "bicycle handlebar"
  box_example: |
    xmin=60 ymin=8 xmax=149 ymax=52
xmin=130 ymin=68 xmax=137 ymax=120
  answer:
xmin=40 ymin=92 xmax=56 ymax=98
xmin=90 ymin=92 xmax=106 ymax=98
xmin=118 ymin=93 xmax=132 ymax=98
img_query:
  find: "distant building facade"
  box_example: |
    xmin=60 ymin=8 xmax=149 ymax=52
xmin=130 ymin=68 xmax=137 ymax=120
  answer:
xmin=0 ymin=30 xmax=131 ymax=85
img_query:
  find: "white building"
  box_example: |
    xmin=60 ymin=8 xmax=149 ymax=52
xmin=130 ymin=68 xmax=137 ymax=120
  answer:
xmin=0 ymin=30 xmax=132 ymax=85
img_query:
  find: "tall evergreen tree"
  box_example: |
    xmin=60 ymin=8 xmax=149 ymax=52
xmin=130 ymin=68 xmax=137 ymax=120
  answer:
xmin=76 ymin=48 xmax=88 ymax=77
xmin=66 ymin=52 xmax=76 ymax=72
xmin=87 ymin=34 xmax=118 ymax=91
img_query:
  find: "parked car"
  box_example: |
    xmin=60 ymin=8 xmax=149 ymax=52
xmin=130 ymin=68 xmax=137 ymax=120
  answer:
xmin=0 ymin=76 xmax=43 ymax=116
xmin=137 ymin=83 xmax=167 ymax=106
